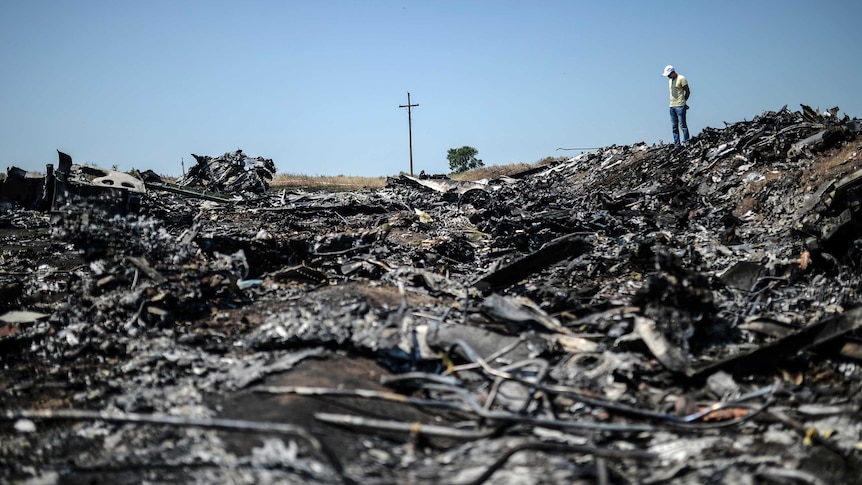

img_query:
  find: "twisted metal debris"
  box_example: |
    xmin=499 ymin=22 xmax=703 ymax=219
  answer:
xmin=2 ymin=105 xmax=862 ymax=484
xmin=179 ymin=149 xmax=276 ymax=194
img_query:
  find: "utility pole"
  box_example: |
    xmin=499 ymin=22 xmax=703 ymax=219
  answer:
xmin=399 ymin=92 xmax=419 ymax=175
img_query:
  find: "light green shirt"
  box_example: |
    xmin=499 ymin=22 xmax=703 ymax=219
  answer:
xmin=669 ymin=74 xmax=688 ymax=107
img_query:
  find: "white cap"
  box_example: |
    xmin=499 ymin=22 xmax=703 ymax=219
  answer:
xmin=662 ymin=65 xmax=675 ymax=77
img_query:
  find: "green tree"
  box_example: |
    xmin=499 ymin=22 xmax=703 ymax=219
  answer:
xmin=447 ymin=146 xmax=484 ymax=174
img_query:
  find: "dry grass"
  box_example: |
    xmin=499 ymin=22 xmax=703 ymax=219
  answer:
xmin=270 ymin=173 xmax=387 ymax=191
xmin=266 ymin=156 xmax=570 ymax=191
xmin=451 ymin=156 xmax=568 ymax=181
xmin=450 ymin=163 xmax=533 ymax=181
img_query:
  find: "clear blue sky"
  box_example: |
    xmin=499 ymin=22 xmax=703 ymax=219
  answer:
xmin=2 ymin=1 xmax=861 ymax=177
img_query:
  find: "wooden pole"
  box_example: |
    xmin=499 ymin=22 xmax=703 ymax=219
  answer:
xmin=399 ymin=92 xmax=419 ymax=175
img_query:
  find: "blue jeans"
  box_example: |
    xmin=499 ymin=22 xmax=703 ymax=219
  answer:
xmin=669 ymin=105 xmax=689 ymax=147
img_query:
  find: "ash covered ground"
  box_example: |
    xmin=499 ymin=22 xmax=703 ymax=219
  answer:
xmin=2 ymin=106 xmax=862 ymax=484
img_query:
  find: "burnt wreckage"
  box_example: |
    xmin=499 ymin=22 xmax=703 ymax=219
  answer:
xmin=178 ymin=149 xmax=276 ymax=195
xmin=2 ymin=106 xmax=862 ymax=483
xmin=0 ymin=148 xmax=276 ymax=216
xmin=0 ymin=151 xmax=147 ymax=215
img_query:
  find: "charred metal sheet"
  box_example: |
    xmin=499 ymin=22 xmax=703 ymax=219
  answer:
xmin=51 ymin=152 xmax=146 ymax=214
xmin=690 ymin=307 xmax=862 ymax=379
xmin=719 ymin=261 xmax=765 ymax=291
xmin=635 ymin=315 xmax=691 ymax=373
xmin=144 ymin=180 xmax=234 ymax=204
xmin=391 ymin=174 xmax=488 ymax=194
xmin=480 ymin=293 xmax=574 ymax=335
xmin=472 ymin=233 xmax=590 ymax=292
xmin=795 ymin=177 xmax=836 ymax=220
xmin=0 ymin=166 xmax=50 ymax=209
xmin=825 ymin=167 xmax=862 ymax=213
xmin=426 ymin=323 xmax=546 ymax=364
xmin=788 ymin=127 xmax=847 ymax=158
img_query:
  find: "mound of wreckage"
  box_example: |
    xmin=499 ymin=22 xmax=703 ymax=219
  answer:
xmin=2 ymin=105 xmax=862 ymax=484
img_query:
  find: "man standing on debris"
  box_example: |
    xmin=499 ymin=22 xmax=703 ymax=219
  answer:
xmin=662 ymin=65 xmax=690 ymax=148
